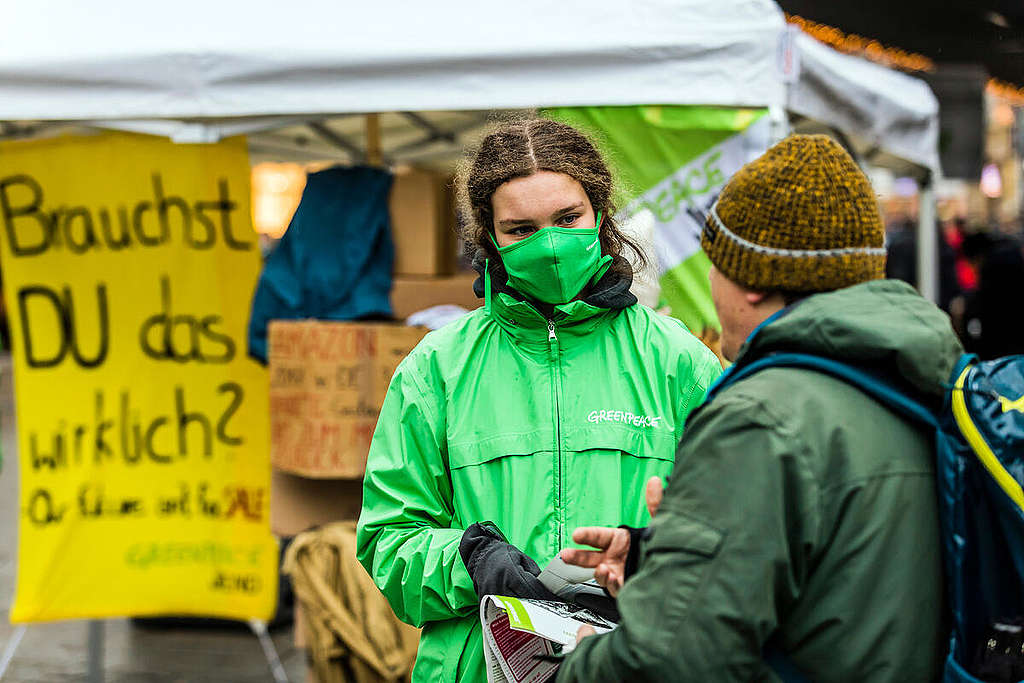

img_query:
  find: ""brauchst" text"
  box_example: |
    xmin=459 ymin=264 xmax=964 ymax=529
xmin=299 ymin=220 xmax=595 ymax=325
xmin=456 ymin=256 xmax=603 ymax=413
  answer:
xmin=0 ymin=173 xmax=253 ymax=257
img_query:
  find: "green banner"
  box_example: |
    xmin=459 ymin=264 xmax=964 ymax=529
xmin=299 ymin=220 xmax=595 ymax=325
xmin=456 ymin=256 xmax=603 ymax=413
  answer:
xmin=546 ymin=106 xmax=773 ymax=339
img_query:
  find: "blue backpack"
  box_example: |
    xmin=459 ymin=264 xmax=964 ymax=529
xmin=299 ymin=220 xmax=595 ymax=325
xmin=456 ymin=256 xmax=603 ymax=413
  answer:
xmin=706 ymin=352 xmax=1024 ymax=683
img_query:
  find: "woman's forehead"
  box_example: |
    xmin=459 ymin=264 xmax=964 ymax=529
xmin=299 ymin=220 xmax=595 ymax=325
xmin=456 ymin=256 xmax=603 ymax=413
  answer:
xmin=491 ymin=171 xmax=589 ymax=220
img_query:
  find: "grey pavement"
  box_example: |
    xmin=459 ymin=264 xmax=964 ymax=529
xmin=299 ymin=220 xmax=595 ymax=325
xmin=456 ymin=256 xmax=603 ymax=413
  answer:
xmin=0 ymin=354 xmax=309 ymax=682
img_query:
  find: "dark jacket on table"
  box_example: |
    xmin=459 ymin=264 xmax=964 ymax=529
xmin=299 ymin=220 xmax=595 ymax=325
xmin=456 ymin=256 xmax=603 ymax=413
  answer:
xmin=558 ymin=280 xmax=962 ymax=683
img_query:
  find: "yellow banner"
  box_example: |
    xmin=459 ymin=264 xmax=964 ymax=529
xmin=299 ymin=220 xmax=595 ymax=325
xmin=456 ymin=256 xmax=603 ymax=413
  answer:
xmin=0 ymin=133 xmax=277 ymax=623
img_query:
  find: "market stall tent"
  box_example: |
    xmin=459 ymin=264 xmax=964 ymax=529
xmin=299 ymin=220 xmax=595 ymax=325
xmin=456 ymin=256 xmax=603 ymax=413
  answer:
xmin=0 ymin=0 xmax=797 ymax=352
xmin=787 ymin=28 xmax=941 ymax=176
xmin=0 ymin=0 xmax=786 ymax=131
xmin=0 ymin=2 xmax=949 ymax=307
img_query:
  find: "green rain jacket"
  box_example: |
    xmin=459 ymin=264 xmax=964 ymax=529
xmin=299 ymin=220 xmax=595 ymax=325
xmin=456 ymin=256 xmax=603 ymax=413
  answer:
xmin=356 ymin=268 xmax=722 ymax=682
xmin=558 ymin=280 xmax=962 ymax=683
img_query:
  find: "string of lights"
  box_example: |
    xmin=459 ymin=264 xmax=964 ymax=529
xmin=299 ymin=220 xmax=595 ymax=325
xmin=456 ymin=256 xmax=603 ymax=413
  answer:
xmin=787 ymin=14 xmax=1024 ymax=108
xmin=785 ymin=14 xmax=936 ymax=73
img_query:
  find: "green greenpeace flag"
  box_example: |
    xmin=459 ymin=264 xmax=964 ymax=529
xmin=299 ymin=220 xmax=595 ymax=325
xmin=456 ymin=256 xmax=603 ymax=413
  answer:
xmin=546 ymin=106 xmax=773 ymax=340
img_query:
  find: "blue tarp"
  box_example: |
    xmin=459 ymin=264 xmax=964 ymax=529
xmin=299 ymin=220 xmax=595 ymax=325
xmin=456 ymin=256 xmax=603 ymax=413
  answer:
xmin=248 ymin=165 xmax=394 ymax=362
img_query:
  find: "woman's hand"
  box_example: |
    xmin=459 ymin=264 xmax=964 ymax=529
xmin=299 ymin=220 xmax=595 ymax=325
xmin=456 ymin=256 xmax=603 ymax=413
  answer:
xmin=459 ymin=523 xmax=560 ymax=602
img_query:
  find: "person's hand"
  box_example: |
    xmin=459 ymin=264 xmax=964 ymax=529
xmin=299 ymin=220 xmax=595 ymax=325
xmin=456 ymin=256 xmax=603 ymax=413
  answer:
xmin=576 ymin=625 xmax=597 ymax=643
xmin=561 ymin=526 xmax=630 ymax=597
xmin=560 ymin=477 xmax=666 ymax=597
xmin=645 ymin=476 xmax=664 ymax=517
xmin=459 ymin=523 xmax=559 ymax=602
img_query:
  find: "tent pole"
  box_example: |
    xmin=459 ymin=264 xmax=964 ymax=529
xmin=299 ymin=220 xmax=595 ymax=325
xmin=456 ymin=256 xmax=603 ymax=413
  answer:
xmin=308 ymin=123 xmax=366 ymax=162
xmin=366 ymin=114 xmax=382 ymax=166
xmin=917 ymin=177 xmax=938 ymax=303
xmin=87 ymin=620 xmax=104 ymax=683
xmin=249 ymin=619 xmax=289 ymax=683
xmin=400 ymin=111 xmax=456 ymax=144
xmin=0 ymin=625 xmax=27 ymax=680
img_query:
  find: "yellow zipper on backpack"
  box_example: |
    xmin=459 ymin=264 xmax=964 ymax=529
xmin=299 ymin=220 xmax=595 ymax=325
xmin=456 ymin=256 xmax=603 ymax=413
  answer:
xmin=952 ymin=366 xmax=1024 ymax=512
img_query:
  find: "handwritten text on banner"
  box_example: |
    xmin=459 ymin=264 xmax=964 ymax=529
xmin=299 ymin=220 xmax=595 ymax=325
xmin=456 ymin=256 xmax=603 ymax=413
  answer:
xmin=0 ymin=132 xmax=277 ymax=622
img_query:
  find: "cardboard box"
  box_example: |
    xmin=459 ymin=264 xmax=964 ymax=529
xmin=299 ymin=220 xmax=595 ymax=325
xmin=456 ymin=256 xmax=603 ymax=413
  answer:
xmin=269 ymin=321 xmax=429 ymax=478
xmin=390 ymin=168 xmax=457 ymax=276
xmin=270 ymin=468 xmax=364 ymax=537
xmin=390 ymin=273 xmax=481 ymax=320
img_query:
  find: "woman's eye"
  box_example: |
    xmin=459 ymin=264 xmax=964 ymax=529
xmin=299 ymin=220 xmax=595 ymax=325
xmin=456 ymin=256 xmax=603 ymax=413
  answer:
xmin=512 ymin=226 xmax=535 ymax=236
xmin=557 ymin=214 xmax=580 ymax=226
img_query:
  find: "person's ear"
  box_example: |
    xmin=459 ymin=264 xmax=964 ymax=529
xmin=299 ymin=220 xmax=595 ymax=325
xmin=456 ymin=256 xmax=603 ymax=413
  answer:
xmin=745 ymin=290 xmax=769 ymax=305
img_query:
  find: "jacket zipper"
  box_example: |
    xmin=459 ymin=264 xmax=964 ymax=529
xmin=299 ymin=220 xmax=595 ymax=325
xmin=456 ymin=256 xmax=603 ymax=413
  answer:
xmin=547 ymin=319 xmax=564 ymax=551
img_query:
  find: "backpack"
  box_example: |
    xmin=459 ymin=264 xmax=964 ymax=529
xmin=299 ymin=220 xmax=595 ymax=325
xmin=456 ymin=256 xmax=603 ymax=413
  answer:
xmin=705 ymin=352 xmax=1024 ymax=683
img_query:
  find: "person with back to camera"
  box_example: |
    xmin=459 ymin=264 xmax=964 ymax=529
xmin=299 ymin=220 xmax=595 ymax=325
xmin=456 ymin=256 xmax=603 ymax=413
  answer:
xmin=355 ymin=118 xmax=723 ymax=682
xmin=557 ymin=134 xmax=958 ymax=682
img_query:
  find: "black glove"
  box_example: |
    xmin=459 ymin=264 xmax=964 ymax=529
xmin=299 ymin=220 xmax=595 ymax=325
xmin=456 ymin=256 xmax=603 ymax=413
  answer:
xmin=459 ymin=523 xmax=560 ymax=602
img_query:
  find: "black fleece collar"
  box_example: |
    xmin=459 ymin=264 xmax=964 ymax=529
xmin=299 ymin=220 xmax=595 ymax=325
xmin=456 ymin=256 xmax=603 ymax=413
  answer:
xmin=471 ymin=255 xmax=637 ymax=313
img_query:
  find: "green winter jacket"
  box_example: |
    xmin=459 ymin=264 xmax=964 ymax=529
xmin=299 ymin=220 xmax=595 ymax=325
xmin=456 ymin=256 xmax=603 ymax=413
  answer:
xmin=558 ymin=280 xmax=962 ymax=683
xmin=356 ymin=270 xmax=722 ymax=682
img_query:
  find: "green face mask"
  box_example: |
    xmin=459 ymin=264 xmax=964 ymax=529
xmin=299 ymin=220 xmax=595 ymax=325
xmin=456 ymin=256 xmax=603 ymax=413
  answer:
xmin=493 ymin=212 xmax=613 ymax=305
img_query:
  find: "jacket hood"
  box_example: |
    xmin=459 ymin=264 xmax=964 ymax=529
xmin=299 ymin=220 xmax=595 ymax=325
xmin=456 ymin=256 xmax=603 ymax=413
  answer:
xmin=740 ymin=279 xmax=964 ymax=401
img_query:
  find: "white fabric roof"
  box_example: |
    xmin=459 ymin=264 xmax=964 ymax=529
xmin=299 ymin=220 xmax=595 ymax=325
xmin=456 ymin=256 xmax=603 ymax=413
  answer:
xmin=0 ymin=0 xmax=786 ymax=123
xmin=787 ymin=29 xmax=941 ymax=174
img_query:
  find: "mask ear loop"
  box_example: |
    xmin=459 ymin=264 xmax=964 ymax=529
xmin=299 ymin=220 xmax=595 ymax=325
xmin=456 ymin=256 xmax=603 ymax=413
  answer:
xmin=484 ymin=258 xmax=493 ymax=316
xmin=591 ymin=210 xmax=613 ymax=282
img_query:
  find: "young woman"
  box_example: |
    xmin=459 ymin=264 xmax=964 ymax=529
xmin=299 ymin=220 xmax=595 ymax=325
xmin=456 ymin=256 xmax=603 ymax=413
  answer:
xmin=356 ymin=118 xmax=722 ymax=682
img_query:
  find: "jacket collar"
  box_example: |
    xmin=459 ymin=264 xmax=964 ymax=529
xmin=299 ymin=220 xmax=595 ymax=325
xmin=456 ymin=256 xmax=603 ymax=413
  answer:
xmin=715 ymin=280 xmax=963 ymax=406
xmin=471 ymin=255 xmax=636 ymax=348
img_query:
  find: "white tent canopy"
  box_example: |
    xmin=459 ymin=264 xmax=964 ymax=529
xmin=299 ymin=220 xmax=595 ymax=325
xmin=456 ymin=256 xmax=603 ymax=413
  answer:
xmin=0 ymin=3 xmax=945 ymax=303
xmin=1 ymin=0 xmax=785 ymax=125
xmin=787 ymin=28 xmax=941 ymax=176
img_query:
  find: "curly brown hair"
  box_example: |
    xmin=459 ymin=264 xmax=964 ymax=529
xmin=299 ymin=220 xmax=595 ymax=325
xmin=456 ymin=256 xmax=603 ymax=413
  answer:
xmin=456 ymin=117 xmax=646 ymax=278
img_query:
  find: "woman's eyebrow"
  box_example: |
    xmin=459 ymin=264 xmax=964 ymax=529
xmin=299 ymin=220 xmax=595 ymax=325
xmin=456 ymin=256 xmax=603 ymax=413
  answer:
xmin=555 ymin=203 xmax=585 ymax=215
xmin=497 ymin=217 xmax=536 ymax=227
xmin=497 ymin=203 xmax=585 ymax=227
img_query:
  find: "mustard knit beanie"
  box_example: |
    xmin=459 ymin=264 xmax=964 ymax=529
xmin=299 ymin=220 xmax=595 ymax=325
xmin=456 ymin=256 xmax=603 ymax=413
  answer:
xmin=701 ymin=134 xmax=886 ymax=292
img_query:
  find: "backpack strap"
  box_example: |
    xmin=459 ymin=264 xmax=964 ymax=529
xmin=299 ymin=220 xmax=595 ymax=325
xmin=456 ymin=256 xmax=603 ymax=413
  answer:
xmin=763 ymin=645 xmax=813 ymax=683
xmin=706 ymin=352 xmax=938 ymax=429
